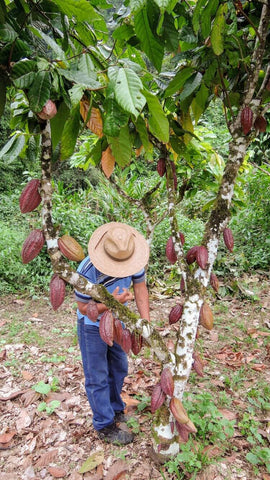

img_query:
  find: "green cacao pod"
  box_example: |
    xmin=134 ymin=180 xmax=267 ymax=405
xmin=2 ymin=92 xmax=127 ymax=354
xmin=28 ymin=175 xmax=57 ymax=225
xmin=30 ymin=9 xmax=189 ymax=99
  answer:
xmin=19 ymin=179 xmax=41 ymax=213
xmin=21 ymin=229 xmax=45 ymax=264
xmin=58 ymin=234 xmax=85 ymax=262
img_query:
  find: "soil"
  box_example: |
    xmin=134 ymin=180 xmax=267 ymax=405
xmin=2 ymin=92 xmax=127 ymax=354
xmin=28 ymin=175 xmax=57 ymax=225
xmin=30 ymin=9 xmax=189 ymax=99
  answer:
xmin=0 ymin=273 xmax=270 ymax=480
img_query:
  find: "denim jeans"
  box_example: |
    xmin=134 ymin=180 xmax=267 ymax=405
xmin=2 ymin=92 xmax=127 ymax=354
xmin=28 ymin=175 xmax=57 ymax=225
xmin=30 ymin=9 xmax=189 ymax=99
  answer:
xmin=77 ymin=319 xmax=128 ymax=431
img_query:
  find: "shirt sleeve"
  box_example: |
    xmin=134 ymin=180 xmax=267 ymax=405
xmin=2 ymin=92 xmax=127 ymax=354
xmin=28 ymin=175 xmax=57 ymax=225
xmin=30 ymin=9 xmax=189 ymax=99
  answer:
xmin=74 ymin=257 xmax=96 ymax=304
xmin=132 ymin=268 xmax=146 ymax=284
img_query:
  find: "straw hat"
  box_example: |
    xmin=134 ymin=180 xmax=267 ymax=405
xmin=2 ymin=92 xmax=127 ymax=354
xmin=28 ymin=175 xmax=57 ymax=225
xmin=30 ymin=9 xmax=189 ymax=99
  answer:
xmin=88 ymin=222 xmax=149 ymax=277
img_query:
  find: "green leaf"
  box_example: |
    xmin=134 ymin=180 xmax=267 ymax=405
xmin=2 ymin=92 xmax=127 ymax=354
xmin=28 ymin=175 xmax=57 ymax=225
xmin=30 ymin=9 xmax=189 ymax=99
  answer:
xmin=153 ymin=0 xmax=171 ymax=8
xmin=0 ymin=77 xmax=6 ymax=117
xmin=180 ymin=72 xmax=202 ymax=102
xmin=0 ymin=134 xmax=25 ymax=163
xmin=79 ymin=450 xmax=104 ymax=474
xmin=163 ymin=12 xmax=179 ymax=51
xmin=192 ymin=0 xmax=208 ymax=34
xmin=0 ymin=23 xmax=17 ymax=43
xmin=201 ymin=0 xmax=219 ymax=39
xmin=51 ymin=0 xmax=105 ymax=24
xmin=57 ymin=69 xmax=102 ymax=90
xmin=103 ymin=97 xmax=129 ymax=137
xmin=130 ymin=0 xmax=146 ymax=12
xmin=61 ymin=104 xmax=81 ymax=160
xmin=29 ymin=26 xmax=67 ymax=63
xmin=134 ymin=9 xmax=164 ymax=72
xmin=0 ymin=0 xmax=7 ymax=23
xmin=50 ymin=101 xmax=70 ymax=150
xmin=143 ymin=90 xmax=169 ymax=143
xmin=109 ymin=125 xmax=132 ymax=167
xmin=108 ymin=66 xmax=146 ymax=118
xmin=191 ymin=83 xmax=209 ymax=124
xmin=33 ymin=381 xmax=51 ymax=395
xmin=135 ymin=116 xmax=151 ymax=151
xmin=164 ymin=66 xmax=194 ymax=97
xmin=211 ymin=4 xmax=227 ymax=56
xmin=28 ymin=71 xmax=51 ymax=113
xmin=78 ymin=53 xmax=95 ymax=75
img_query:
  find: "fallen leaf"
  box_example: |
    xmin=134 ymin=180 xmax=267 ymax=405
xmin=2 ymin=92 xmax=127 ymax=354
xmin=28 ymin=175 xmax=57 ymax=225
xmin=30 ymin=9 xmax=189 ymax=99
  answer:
xmin=21 ymin=370 xmax=34 ymax=381
xmin=0 ymin=348 xmax=7 ymax=360
xmin=79 ymin=450 xmax=104 ymax=474
xmin=218 ymin=409 xmax=237 ymax=421
xmin=35 ymin=449 xmax=58 ymax=467
xmin=0 ymin=389 xmax=28 ymax=401
xmin=106 ymin=459 xmax=129 ymax=480
xmin=47 ymin=466 xmax=67 ymax=478
xmin=0 ymin=431 xmax=16 ymax=444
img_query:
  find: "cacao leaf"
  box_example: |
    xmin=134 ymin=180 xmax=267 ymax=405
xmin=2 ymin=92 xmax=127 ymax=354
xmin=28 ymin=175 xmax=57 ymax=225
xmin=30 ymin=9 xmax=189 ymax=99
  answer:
xmin=101 ymin=146 xmax=115 ymax=178
xmin=109 ymin=125 xmax=132 ymax=167
xmin=134 ymin=8 xmax=164 ymax=72
xmin=61 ymin=104 xmax=81 ymax=160
xmin=143 ymin=90 xmax=169 ymax=143
xmin=28 ymin=71 xmax=51 ymax=113
xmin=108 ymin=66 xmax=146 ymax=118
xmin=211 ymin=4 xmax=227 ymax=56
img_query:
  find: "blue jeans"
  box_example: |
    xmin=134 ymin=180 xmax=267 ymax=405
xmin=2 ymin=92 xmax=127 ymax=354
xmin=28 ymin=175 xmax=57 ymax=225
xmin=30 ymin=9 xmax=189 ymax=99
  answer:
xmin=77 ymin=319 xmax=128 ymax=431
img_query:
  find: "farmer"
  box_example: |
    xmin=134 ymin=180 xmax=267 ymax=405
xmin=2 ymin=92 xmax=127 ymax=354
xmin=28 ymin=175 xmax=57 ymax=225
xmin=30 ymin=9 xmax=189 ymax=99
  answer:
xmin=75 ymin=222 xmax=150 ymax=444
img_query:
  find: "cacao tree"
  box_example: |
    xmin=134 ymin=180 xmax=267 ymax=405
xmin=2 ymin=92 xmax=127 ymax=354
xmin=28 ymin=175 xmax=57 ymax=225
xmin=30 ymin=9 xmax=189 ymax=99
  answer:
xmin=1 ymin=0 xmax=270 ymax=460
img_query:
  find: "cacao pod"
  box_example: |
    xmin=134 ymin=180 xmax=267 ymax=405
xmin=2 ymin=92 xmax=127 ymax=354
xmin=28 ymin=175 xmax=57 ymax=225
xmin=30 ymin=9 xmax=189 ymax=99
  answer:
xmin=21 ymin=229 xmax=45 ymax=264
xmin=254 ymin=115 xmax=267 ymax=133
xmin=175 ymin=421 xmax=189 ymax=443
xmin=180 ymin=277 xmax=185 ymax=293
xmin=160 ymin=367 xmax=174 ymax=397
xmin=113 ymin=318 xmax=123 ymax=345
xmin=210 ymin=272 xmax=219 ymax=293
xmin=86 ymin=300 xmax=99 ymax=322
xmin=223 ymin=228 xmax=234 ymax=252
xmin=121 ymin=328 xmax=132 ymax=353
xmin=157 ymin=158 xmax=166 ymax=177
xmin=151 ymin=383 xmax=166 ymax=413
xmin=165 ymin=236 xmax=177 ymax=264
xmin=131 ymin=332 xmax=143 ymax=355
xmin=186 ymin=246 xmax=199 ymax=264
xmin=169 ymin=304 xmax=183 ymax=325
xmin=192 ymin=352 xmax=204 ymax=377
xmin=37 ymin=99 xmax=57 ymax=120
xmin=99 ymin=310 xmax=114 ymax=346
xmin=184 ymin=418 xmax=197 ymax=433
xmin=58 ymin=234 xmax=85 ymax=262
xmin=173 ymin=172 xmax=178 ymax=190
xmin=241 ymin=106 xmax=253 ymax=135
xmin=179 ymin=232 xmax=185 ymax=246
xmin=196 ymin=245 xmax=208 ymax=270
xmin=19 ymin=179 xmax=41 ymax=213
xmin=169 ymin=397 xmax=189 ymax=425
xmin=199 ymin=302 xmax=214 ymax=330
xmin=50 ymin=274 xmax=66 ymax=311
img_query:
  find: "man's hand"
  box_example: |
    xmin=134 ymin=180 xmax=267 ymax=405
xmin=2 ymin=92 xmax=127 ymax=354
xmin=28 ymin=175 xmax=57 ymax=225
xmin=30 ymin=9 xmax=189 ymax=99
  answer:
xmin=112 ymin=286 xmax=134 ymax=304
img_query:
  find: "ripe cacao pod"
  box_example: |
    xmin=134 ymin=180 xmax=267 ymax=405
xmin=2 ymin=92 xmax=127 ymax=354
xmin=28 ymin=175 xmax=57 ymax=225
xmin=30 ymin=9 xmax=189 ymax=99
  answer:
xmin=241 ymin=106 xmax=253 ymax=135
xmin=157 ymin=158 xmax=166 ymax=177
xmin=254 ymin=115 xmax=267 ymax=133
xmin=113 ymin=318 xmax=123 ymax=345
xmin=199 ymin=302 xmax=214 ymax=330
xmin=151 ymin=383 xmax=166 ymax=413
xmin=37 ymin=99 xmax=57 ymax=120
xmin=192 ymin=352 xmax=204 ymax=377
xmin=175 ymin=421 xmax=189 ymax=443
xmin=131 ymin=332 xmax=143 ymax=355
xmin=21 ymin=229 xmax=45 ymax=264
xmin=86 ymin=300 xmax=99 ymax=322
xmin=179 ymin=232 xmax=185 ymax=245
xmin=180 ymin=276 xmax=185 ymax=293
xmin=165 ymin=236 xmax=177 ymax=264
xmin=121 ymin=328 xmax=132 ymax=354
xmin=169 ymin=397 xmax=189 ymax=424
xmin=196 ymin=245 xmax=208 ymax=270
xmin=160 ymin=367 xmax=174 ymax=397
xmin=169 ymin=304 xmax=183 ymax=325
xmin=223 ymin=228 xmax=234 ymax=252
xmin=186 ymin=246 xmax=199 ymax=264
xmin=58 ymin=234 xmax=85 ymax=262
xmin=50 ymin=274 xmax=66 ymax=311
xmin=210 ymin=272 xmax=219 ymax=293
xmin=99 ymin=310 xmax=114 ymax=346
xmin=19 ymin=179 xmax=41 ymax=213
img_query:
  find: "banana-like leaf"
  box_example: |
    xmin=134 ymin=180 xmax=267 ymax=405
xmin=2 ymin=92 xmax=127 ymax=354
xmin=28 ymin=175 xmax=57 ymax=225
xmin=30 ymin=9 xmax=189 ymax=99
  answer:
xmin=109 ymin=125 xmax=132 ymax=168
xmin=143 ymin=90 xmax=169 ymax=143
xmin=28 ymin=71 xmax=51 ymax=113
xmin=108 ymin=66 xmax=146 ymax=118
xmin=61 ymin=104 xmax=81 ymax=160
xmin=134 ymin=8 xmax=164 ymax=72
xmin=211 ymin=3 xmax=227 ymax=56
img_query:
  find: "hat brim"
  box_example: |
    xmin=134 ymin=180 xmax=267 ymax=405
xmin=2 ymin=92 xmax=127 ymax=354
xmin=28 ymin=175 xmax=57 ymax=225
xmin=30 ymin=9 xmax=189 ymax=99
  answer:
xmin=88 ymin=222 xmax=149 ymax=277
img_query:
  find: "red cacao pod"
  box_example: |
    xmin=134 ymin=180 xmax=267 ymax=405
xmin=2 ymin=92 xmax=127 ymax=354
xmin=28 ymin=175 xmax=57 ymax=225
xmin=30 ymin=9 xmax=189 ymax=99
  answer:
xmin=199 ymin=302 xmax=214 ymax=330
xmin=169 ymin=397 xmax=189 ymax=424
xmin=113 ymin=318 xmax=123 ymax=345
xmin=179 ymin=232 xmax=185 ymax=245
xmin=210 ymin=272 xmax=219 ymax=293
xmin=254 ymin=115 xmax=267 ymax=133
xmin=192 ymin=352 xmax=204 ymax=377
xmin=151 ymin=383 xmax=166 ymax=413
xmin=131 ymin=332 xmax=143 ymax=355
xmin=160 ymin=367 xmax=174 ymax=397
xmin=196 ymin=245 xmax=208 ymax=270
xmin=86 ymin=300 xmax=99 ymax=322
xmin=19 ymin=179 xmax=41 ymax=213
xmin=121 ymin=328 xmax=132 ymax=353
xmin=58 ymin=234 xmax=85 ymax=262
xmin=50 ymin=274 xmax=66 ymax=311
xmin=157 ymin=158 xmax=166 ymax=177
xmin=21 ymin=229 xmax=45 ymax=264
xmin=186 ymin=246 xmax=199 ymax=264
xmin=223 ymin=228 xmax=234 ymax=252
xmin=169 ymin=304 xmax=183 ymax=325
xmin=99 ymin=310 xmax=114 ymax=346
xmin=180 ymin=276 xmax=185 ymax=293
xmin=175 ymin=421 xmax=189 ymax=443
xmin=37 ymin=99 xmax=57 ymax=120
xmin=241 ymin=106 xmax=253 ymax=135
xmin=165 ymin=236 xmax=177 ymax=264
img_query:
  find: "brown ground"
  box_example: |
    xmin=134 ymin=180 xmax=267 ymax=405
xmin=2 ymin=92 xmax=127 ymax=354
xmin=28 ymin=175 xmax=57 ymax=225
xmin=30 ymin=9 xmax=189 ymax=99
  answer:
xmin=0 ymin=273 xmax=270 ymax=480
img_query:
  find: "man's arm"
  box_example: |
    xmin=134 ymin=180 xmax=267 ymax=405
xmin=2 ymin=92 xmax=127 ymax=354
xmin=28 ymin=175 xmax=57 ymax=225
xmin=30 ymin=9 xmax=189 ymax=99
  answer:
xmin=133 ymin=281 xmax=150 ymax=321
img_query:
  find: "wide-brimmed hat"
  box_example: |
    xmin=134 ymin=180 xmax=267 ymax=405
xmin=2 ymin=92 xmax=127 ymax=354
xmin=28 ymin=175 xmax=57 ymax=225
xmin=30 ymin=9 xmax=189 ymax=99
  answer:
xmin=88 ymin=222 xmax=149 ymax=277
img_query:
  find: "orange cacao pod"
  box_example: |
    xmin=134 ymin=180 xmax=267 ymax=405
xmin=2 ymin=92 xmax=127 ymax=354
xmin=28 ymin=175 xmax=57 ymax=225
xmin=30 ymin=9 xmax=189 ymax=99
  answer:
xmin=121 ymin=328 xmax=132 ymax=353
xmin=186 ymin=246 xmax=199 ymax=264
xmin=210 ymin=272 xmax=219 ymax=292
xmin=131 ymin=332 xmax=143 ymax=355
xmin=160 ymin=367 xmax=174 ymax=397
xmin=151 ymin=383 xmax=166 ymax=413
xmin=21 ymin=229 xmax=45 ymax=264
xmin=254 ymin=115 xmax=267 ymax=133
xmin=37 ymin=99 xmax=57 ymax=120
xmin=223 ymin=228 xmax=234 ymax=252
xmin=58 ymin=234 xmax=85 ymax=262
xmin=86 ymin=300 xmax=99 ymax=322
xmin=19 ymin=179 xmax=41 ymax=213
xmin=169 ymin=397 xmax=189 ymax=424
xmin=196 ymin=245 xmax=208 ymax=269
xmin=99 ymin=310 xmax=114 ymax=346
xmin=169 ymin=304 xmax=183 ymax=325
xmin=241 ymin=106 xmax=253 ymax=135
xmin=113 ymin=318 xmax=123 ymax=345
xmin=157 ymin=158 xmax=166 ymax=177
xmin=165 ymin=236 xmax=177 ymax=264
xmin=50 ymin=274 xmax=66 ymax=311
xmin=199 ymin=302 xmax=214 ymax=330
